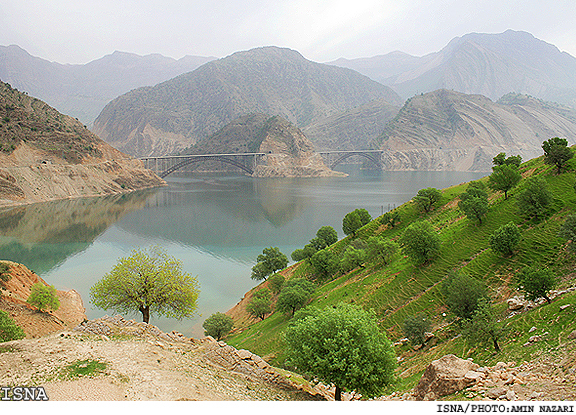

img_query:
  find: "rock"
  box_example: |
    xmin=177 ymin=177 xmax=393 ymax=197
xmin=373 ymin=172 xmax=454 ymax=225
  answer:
xmin=414 ymin=354 xmax=480 ymax=400
xmin=560 ymin=304 xmax=571 ymax=311
xmin=567 ymin=330 xmax=576 ymax=340
xmin=505 ymin=390 xmax=516 ymax=401
xmin=507 ymin=297 xmax=525 ymax=310
xmin=236 ymin=349 xmax=253 ymax=360
xmin=528 ymin=335 xmax=541 ymax=343
xmin=529 ymin=326 xmax=537 ymax=333
xmin=486 ymin=387 xmax=507 ymax=400
xmin=464 ymin=371 xmax=484 ymax=382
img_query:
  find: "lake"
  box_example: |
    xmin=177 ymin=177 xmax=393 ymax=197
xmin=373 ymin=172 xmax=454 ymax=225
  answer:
xmin=0 ymin=166 xmax=487 ymax=337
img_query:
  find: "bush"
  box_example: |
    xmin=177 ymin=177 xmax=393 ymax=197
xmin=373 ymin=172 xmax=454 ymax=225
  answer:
xmin=0 ymin=262 xmax=10 ymax=297
xmin=27 ymin=283 xmax=60 ymax=312
xmin=517 ymin=266 xmax=557 ymax=305
xmin=341 ymin=246 xmax=367 ymax=272
xmin=403 ymin=313 xmax=431 ymax=346
xmin=441 ymin=273 xmax=488 ymax=320
xmin=0 ymin=310 xmax=25 ymax=342
xmin=558 ymin=214 xmax=576 ymax=253
xmin=413 ymin=188 xmax=442 ymax=213
xmin=366 ymin=237 xmax=398 ymax=264
xmin=267 ymin=274 xmax=285 ymax=294
xmin=398 ymin=221 xmax=440 ymax=266
xmin=202 ymin=312 xmax=234 ymax=341
xmin=516 ymin=177 xmax=551 ymax=219
xmin=489 ymin=222 xmax=521 ymax=257
xmin=309 ymin=249 xmax=340 ymax=281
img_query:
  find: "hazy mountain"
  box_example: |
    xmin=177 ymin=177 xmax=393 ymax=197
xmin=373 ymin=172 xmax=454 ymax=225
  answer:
xmin=372 ymin=89 xmax=576 ymax=171
xmin=93 ymin=46 xmax=403 ymax=157
xmin=330 ymin=30 xmax=576 ymax=108
xmin=0 ymin=45 xmax=215 ymax=125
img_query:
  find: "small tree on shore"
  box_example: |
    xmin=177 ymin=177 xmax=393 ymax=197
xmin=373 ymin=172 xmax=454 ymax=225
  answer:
xmin=202 ymin=312 xmax=234 ymax=341
xmin=342 ymin=209 xmax=371 ymax=237
xmin=251 ymin=247 xmax=288 ymax=281
xmin=309 ymin=249 xmax=340 ymax=281
xmin=458 ymin=185 xmax=489 ymax=224
xmin=0 ymin=310 xmax=25 ymax=343
xmin=27 ymin=283 xmax=60 ymax=313
xmin=463 ymin=298 xmax=503 ymax=353
xmin=276 ymin=279 xmax=315 ymax=317
xmin=517 ymin=177 xmax=552 ymax=220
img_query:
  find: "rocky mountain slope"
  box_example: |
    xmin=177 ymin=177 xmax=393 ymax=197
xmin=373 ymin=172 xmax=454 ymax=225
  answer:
xmin=93 ymin=46 xmax=402 ymax=157
xmin=0 ymin=81 xmax=164 ymax=206
xmin=372 ymin=90 xmax=576 ymax=171
xmin=331 ymin=30 xmax=576 ymax=109
xmin=0 ymin=45 xmax=215 ymax=125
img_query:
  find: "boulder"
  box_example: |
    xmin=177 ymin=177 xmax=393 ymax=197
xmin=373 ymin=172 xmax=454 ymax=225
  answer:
xmin=507 ymin=297 xmax=525 ymax=311
xmin=414 ymin=354 xmax=480 ymax=400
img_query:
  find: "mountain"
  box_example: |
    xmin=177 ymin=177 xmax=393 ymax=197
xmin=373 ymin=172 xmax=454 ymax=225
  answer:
xmin=0 ymin=45 xmax=215 ymax=125
xmin=0 ymin=81 xmax=164 ymax=206
xmin=330 ymin=30 xmax=576 ymax=108
xmin=372 ymin=89 xmax=576 ymax=171
xmin=92 ymin=46 xmax=403 ymax=157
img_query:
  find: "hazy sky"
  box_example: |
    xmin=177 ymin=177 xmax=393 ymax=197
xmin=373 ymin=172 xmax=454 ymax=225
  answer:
xmin=1 ymin=0 xmax=575 ymax=64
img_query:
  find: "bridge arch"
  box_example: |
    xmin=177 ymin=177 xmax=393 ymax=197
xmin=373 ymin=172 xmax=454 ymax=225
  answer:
xmin=329 ymin=152 xmax=382 ymax=170
xmin=159 ymin=155 xmax=254 ymax=178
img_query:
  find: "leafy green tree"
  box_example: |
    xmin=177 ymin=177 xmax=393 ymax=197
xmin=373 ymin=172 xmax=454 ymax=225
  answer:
xmin=315 ymin=226 xmax=338 ymax=247
xmin=285 ymin=303 xmax=396 ymax=401
xmin=398 ymin=221 xmax=440 ymax=266
xmin=493 ymin=152 xmax=522 ymax=167
xmin=413 ymin=188 xmax=442 ymax=213
xmin=462 ymin=298 xmax=503 ymax=352
xmin=441 ymin=273 xmax=488 ymax=320
xmin=202 ymin=312 xmax=234 ymax=341
xmin=542 ymin=137 xmax=573 ymax=174
xmin=267 ymin=274 xmax=285 ymax=294
xmin=366 ymin=237 xmax=398 ymax=264
xmin=246 ymin=289 xmax=272 ymax=321
xmin=517 ymin=266 xmax=557 ymax=305
xmin=309 ymin=249 xmax=340 ymax=281
xmin=251 ymin=247 xmax=288 ymax=281
xmin=276 ymin=279 xmax=315 ymax=316
xmin=379 ymin=211 xmax=400 ymax=228
xmin=558 ymin=214 xmax=576 ymax=253
xmin=90 ymin=246 xmax=199 ymax=324
xmin=340 ymin=246 xmax=367 ymax=272
xmin=458 ymin=185 xmax=489 ymax=224
xmin=0 ymin=262 xmax=11 ymax=297
xmin=403 ymin=313 xmax=431 ymax=346
xmin=0 ymin=310 xmax=25 ymax=343
xmin=342 ymin=209 xmax=372 ymax=237
xmin=516 ymin=176 xmax=552 ymax=219
xmin=291 ymin=244 xmax=317 ymax=262
xmin=27 ymin=283 xmax=60 ymax=312
xmin=488 ymin=164 xmax=522 ymax=199
xmin=489 ymin=222 xmax=521 ymax=257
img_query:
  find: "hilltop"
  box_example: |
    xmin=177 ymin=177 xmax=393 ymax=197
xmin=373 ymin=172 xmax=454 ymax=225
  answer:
xmin=0 ymin=81 xmax=164 ymax=206
xmin=224 ymin=146 xmax=576 ymax=400
xmin=93 ymin=46 xmax=402 ymax=157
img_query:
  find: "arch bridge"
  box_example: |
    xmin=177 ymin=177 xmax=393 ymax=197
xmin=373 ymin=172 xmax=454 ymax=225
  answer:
xmin=318 ymin=150 xmax=384 ymax=170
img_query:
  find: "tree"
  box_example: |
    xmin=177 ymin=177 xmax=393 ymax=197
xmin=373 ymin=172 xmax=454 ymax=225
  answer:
xmin=379 ymin=211 xmax=400 ymax=228
xmin=366 ymin=237 xmax=398 ymax=264
xmin=246 ymin=289 xmax=272 ymax=321
xmin=441 ymin=273 xmax=488 ymax=320
xmin=413 ymin=188 xmax=442 ymax=213
xmin=463 ymin=298 xmax=503 ymax=353
xmin=309 ymin=249 xmax=340 ymax=281
xmin=403 ymin=313 xmax=431 ymax=346
xmin=315 ymin=226 xmax=338 ymax=247
xmin=342 ymin=209 xmax=372 ymax=237
xmin=285 ymin=303 xmax=396 ymax=401
xmin=458 ymin=185 xmax=489 ymax=224
xmin=27 ymin=283 xmax=60 ymax=312
xmin=488 ymin=164 xmax=522 ymax=200
xmin=251 ymin=247 xmax=288 ymax=281
xmin=340 ymin=246 xmax=367 ymax=272
xmin=517 ymin=177 xmax=552 ymax=219
xmin=0 ymin=310 xmax=25 ymax=343
xmin=493 ymin=152 xmax=522 ymax=168
xmin=489 ymin=222 xmax=521 ymax=257
xmin=0 ymin=262 xmax=10 ymax=297
xmin=542 ymin=137 xmax=573 ymax=174
xmin=90 ymin=246 xmax=199 ymax=324
xmin=267 ymin=274 xmax=285 ymax=294
xmin=398 ymin=221 xmax=440 ymax=266
xmin=202 ymin=312 xmax=234 ymax=341
xmin=291 ymin=244 xmax=317 ymax=262
xmin=517 ymin=266 xmax=557 ymax=305
xmin=558 ymin=214 xmax=576 ymax=253
xmin=276 ymin=279 xmax=315 ymax=316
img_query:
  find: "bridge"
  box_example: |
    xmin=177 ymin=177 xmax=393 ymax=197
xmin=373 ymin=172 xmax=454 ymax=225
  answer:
xmin=141 ymin=149 xmax=385 ymax=178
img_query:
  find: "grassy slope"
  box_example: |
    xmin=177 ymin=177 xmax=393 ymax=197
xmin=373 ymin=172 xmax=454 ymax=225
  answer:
xmin=227 ymin=152 xmax=576 ymax=392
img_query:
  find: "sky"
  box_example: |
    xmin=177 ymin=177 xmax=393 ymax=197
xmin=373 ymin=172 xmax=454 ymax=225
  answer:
xmin=1 ymin=0 xmax=576 ymax=64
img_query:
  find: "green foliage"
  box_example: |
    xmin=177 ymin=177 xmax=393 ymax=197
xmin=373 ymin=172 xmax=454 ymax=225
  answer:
xmin=462 ymin=298 xmax=503 ymax=352
xmin=379 ymin=211 xmax=400 ymax=228
xmin=458 ymin=185 xmax=489 ymax=224
xmin=441 ymin=273 xmax=488 ymax=320
xmin=27 ymin=283 xmax=60 ymax=312
xmin=542 ymin=137 xmax=573 ymax=174
xmin=285 ymin=303 xmax=396 ymax=400
xmin=315 ymin=226 xmax=338 ymax=247
xmin=246 ymin=289 xmax=272 ymax=321
xmin=489 ymin=222 xmax=521 ymax=257
xmin=251 ymin=247 xmax=288 ymax=281
xmin=516 ymin=176 xmax=552 ymax=219
xmin=493 ymin=152 xmax=522 ymax=167
xmin=342 ymin=209 xmax=372 ymax=237
xmin=0 ymin=262 xmax=10 ymax=297
xmin=62 ymin=359 xmax=107 ymax=379
xmin=366 ymin=236 xmax=398 ymax=264
xmin=90 ymin=246 xmax=199 ymax=324
xmin=488 ymin=164 xmax=522 ymax=199
xmin=413 ymin=187 xmax=442 ymax=213
xmin=398 ymin=221 xmax=440 ymax=265
xmin=340 ymin=246 xmax=367 ymax=272
xmin=276 ymin=279 xmax=315 ymax=316
xmin=0 ymin=310 xmax=25 ymax=342
xmin=267 ymin=274 xmax=285 ymax=294
xmin=517 ymin=266 xmax=557 ymax=304
xmin=403 ymin=313 xmax=431 ymax=346
xmin=309 ymin=249 xmax=340 ymax=281
xmin=558 ymin=214 xmax=576 ymax=253
xmin=202 ymin=312 xmax=234 ymax=341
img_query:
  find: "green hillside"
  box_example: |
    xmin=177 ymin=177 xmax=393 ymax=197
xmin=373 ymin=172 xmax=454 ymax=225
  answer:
xmin=226 ymin=148 xmax=576 ymax=393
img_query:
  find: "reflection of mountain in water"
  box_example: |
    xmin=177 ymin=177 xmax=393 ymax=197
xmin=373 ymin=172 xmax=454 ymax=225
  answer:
xmin=0 ymin=191 xmax=154 ymax=274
